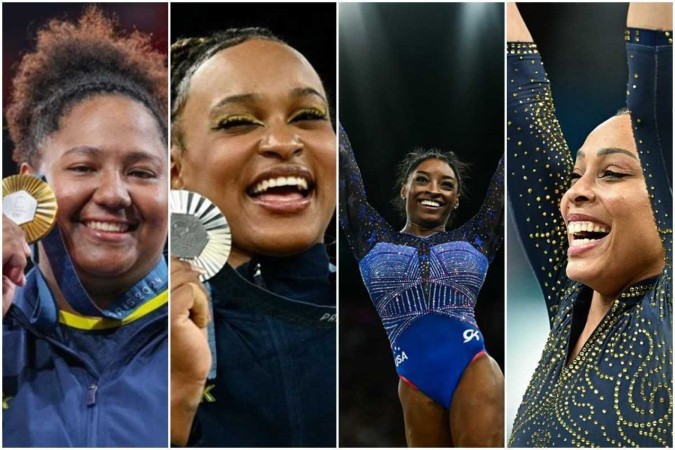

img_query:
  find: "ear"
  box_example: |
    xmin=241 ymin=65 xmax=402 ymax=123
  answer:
xmin=399 ymin=185 xmax=408 ymax=200
xmin=19 ymin=162 xmax=37 ymax=176
xmin=170 ymin=144 xmax=185 ymax=189
xmin=453 ymin=196 xmax=460 ymax=210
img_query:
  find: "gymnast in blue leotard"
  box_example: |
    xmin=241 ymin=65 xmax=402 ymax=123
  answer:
xmin=339 ymin=124 xmax=504 ymax=447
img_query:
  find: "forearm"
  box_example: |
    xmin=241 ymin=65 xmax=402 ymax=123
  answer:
xmin=507 ymin=42 xmax=571 ymax=303
xmin=171 ymin=378 xmax=204 ymax=445
xmin=507 ymin=3 xmax=533 ymax=42
xmin=627 ymin=3 xmax=672 ymax=31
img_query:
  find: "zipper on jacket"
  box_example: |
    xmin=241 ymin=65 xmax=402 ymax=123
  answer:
xmin=86 ymin=384 xmax=98 ymax=406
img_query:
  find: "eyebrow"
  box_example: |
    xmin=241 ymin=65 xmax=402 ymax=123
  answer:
xmin=63 ymin=146 xmax=163 ymax=165
xmin=212 ymin=93 xmax=261 ymax=111
xmin=210 ymin=87 xmax=328 ymax=115
xmin=290 ymin=87 xmax=327 ymax=104
xmin=576 ymin=147 xmax=638 ymax=160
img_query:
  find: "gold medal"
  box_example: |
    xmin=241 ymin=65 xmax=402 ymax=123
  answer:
xmin=3 ymin=174 xmax=58 ymax=243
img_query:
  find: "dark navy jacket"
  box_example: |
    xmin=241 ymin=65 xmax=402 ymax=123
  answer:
xmin=191 ymin=243 xmax=336 ymax=447
xmin=3 ymin=267 xmax=168 ymax=447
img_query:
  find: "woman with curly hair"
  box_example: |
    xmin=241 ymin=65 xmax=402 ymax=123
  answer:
xmin=2 ymin=6 xmax=168 ymax=446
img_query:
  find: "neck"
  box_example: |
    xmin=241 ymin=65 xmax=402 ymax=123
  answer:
xmin=38 ymin=245 xmax=156 ymax=311
xmin=401 ymin=221 xmax=445 ymax=237
xmin=227 ymin=246 xmax=252 ymax=269
xmin=589 ymin=290 xmax=615 ymax=321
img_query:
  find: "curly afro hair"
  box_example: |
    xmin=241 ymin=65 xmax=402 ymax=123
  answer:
xmin=170 ymin=27 xmax=283 ymax=149
xmin=6 ymin=6 xmax=167 ymax=165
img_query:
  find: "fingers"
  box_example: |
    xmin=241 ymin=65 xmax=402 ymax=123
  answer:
xmin=170 ymin=257 xmax=210 ymax=328
xmin=2 ymin=215 xmax=30 ymax=287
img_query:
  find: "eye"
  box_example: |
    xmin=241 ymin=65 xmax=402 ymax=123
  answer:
xmin=441 ymin=181 xmax=455 ymax=190
xmin=129 ymin=168 xmax=157 ymax=179
xmin=213 ymin=114 xmax=263 ymax=132
xmin=599 ymin=169 xmax=630 ymax=180
xmin=67 ymin=164 xmax=96 ymax=174
xmin=289 ymin=108 xmax=328 ymax=123
xmin=414 ymin=175 xmax=428 ymax=184
xmin=569 ymin=170 xmax=582 ymax=184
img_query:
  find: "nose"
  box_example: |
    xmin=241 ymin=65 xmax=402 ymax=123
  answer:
xmin=426 ymin=180 xmax=442 ymax=195
xmin=258 ymin=122 xmax=303 ymax=160
xmin=93 ymin=171 xmax=132 ymax=209
xmin=563 ymin=173 xmax=596 ymax=206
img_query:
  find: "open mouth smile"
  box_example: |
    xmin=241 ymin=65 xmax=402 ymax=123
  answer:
xmin=418 ymin=199 xmax=443 ymax=209
xmin=567 ymin=220 xmax=610 ymax=249
xmin=83 ymin=220 xmax=136 ymax=233
xmin=247 ymin=169 xmax=315 ymax=213
xmin=250 ymin=176 xmax=311 ymax=197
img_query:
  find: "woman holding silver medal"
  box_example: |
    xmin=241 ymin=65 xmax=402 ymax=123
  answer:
xmin=169 ymin=6 xmax=336 ymax=447
xmin=2 ymin=5 xmax=168 ymax=447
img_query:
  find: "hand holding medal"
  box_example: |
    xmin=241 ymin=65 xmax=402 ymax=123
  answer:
xmin=3 ymin=174 xmax=58 ymax=243
xmin=2 ymin=174 xmax=57 ymax=314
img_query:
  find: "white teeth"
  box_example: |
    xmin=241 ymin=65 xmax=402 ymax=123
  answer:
xmin=570 ymin=238 xmax=592 ymax=247
xmin=420 ymin=200 xmax=441 ymax=207
xmin=86 ymin=221 xmax=129 ymax=233
xmin=567 ymin=221 xmax=609 ymax=235
xmin=252 ymin=176 xmax=310 ymax=194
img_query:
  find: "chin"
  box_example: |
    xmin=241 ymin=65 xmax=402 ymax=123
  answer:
xmin=71 ymin=253 xmax=137 ymax=278
xmin=565 ymin=261 xmax=596 ymax=286
xmin=240 ymin=227 xmax=325 ymax=259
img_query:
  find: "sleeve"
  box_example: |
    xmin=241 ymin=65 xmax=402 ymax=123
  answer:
xmin=625 ymin=28 xmax=673 ymax=316
xmin=507 ymin=42 xmax=574 ymax=310
xmin=338 ymin=124 xmax=394 ymax=261
xmin=625 ymin=28 xmax=673 ymax=307
xmin=458 ymin=155 xmax=504 ymax=262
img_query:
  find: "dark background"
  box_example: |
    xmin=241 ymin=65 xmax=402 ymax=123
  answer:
xmin=171 ymin=3 xmax=336 ymax=118
xmin=339 ymin=3 xmax=504 ymax=447
xmin=3 ymin=3 xmax=168 ymax=177
xmin=507 ymin=3 xmax=631 ymax=436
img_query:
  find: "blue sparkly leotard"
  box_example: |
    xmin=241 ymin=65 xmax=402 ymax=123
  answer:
xmin=508 ymin=29 xmax=672 ymax=447
xmin=339 ymin=125 xmax=503 ymax=408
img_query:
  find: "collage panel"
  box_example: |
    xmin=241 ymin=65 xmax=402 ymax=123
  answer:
xmin=2 ymin=3 xmax=169 ymax=447
xmin=339 ymin=3 xmax=505 ymax=447
xmin=507 ymin=2 xmax=672 ymax=447
xmin=168 ymin=2 xmax=337 ymax=447
xmin=0 ymin=2 xmax=671 ymax=449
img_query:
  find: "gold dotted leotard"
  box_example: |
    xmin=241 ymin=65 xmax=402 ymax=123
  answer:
xmin=508 ymin=30 xmax=672 ymax=447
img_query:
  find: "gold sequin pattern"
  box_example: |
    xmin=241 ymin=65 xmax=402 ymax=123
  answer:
xmin=507 ymin=36 xmax=672 ymax=447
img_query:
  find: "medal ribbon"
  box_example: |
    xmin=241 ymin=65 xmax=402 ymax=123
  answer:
xmin=40 ymin=226 xmax=167 ymax=320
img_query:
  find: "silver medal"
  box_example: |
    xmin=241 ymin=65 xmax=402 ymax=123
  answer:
xmin=170 ymin=190 xmax=231 ymax=280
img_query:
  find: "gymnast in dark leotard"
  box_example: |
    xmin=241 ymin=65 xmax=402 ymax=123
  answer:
xmin=339 ymin=126 xmax=504 ymax=447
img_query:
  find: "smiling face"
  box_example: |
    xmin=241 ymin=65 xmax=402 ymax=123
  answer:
xmin=172 ymin=39 xmax=336 ymax=266
xmin=560 ymin=114 xmax=664 ymax=297
xmin=402 ymin=158 xmax=458 ymax=232
xmin=27 ymin=95 xmax=168 ymax=298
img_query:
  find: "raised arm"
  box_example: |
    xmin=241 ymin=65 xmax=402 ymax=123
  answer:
xmin=625 ymin=2 xmax=673 ymax=293
xmin=339 ymin=124 xmax=393 ymax=260
xmin=507 ymin=3 xmax=574 ymax=311
xmin=458 ymin=155 xmax=504 ymax=262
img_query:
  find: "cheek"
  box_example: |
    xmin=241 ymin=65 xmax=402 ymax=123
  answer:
xmin=52 ymin=181 xmax=89 ymax=222
xmin=136 ymin=187 xmax=168 ymax=226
